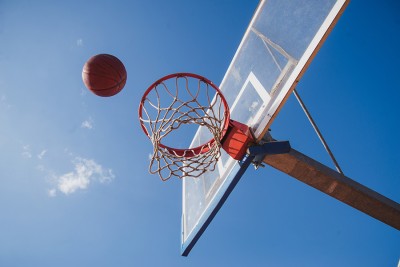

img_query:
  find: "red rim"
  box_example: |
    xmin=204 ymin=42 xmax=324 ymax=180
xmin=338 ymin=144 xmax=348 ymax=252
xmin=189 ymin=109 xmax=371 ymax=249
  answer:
xmin=139 ymin=73 xmax=230 ymax=158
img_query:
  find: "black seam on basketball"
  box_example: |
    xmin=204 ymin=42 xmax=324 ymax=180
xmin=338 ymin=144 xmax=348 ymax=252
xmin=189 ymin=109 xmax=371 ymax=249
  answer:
xmin=103 ymin=54 xmax=124 ymax=78
xmin=83 ymin=73 xmax=122 ymax=90
xmin=82 ymin=65 xmax=118 ymax=77
xmin=85 ymin=56 xmax=124 ymax=81
xmin=83 ymin=65 xmax=122 ymax=82
xmin=83 ymin=71 xmax=121 ymax=83
xmin=92 ymin=78 xmax=126 ymax=92
xmin=100 ymin=55 xmax=125 ymax=81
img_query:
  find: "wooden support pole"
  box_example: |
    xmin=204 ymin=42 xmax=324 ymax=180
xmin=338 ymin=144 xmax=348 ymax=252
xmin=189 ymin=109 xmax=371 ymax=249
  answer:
xmin=263 ymin=148 xmax=400 ymax=230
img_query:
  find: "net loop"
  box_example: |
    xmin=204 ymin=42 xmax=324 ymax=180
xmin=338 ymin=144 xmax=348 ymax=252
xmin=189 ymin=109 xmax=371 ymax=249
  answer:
xmin=139 ymin=73 xmax=230 ymax=181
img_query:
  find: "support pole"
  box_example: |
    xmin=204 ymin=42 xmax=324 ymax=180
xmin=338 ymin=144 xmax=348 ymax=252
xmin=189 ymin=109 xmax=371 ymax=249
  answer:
xmin=262 ymin=147 xmax=400 ymax=230
xmin=293 ymin=89 xmax=344 ymax=175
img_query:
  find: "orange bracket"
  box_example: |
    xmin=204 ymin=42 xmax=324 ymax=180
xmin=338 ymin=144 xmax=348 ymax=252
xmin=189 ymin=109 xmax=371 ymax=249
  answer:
xmin=221 ymin=120 xmax=255 ymax=160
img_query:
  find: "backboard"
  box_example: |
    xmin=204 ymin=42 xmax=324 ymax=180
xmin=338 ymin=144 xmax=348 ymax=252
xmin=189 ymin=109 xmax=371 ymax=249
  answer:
xmin=182 ymin=0 xmax=349 ymax=256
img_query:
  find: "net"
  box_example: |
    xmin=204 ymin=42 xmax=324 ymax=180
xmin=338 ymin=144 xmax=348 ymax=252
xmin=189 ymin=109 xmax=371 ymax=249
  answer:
xmin=139 ymin=73 xmax=230 ymax=181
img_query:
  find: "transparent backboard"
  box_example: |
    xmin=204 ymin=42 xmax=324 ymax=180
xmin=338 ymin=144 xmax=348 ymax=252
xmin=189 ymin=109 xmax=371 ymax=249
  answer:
xmin=182 ymin=0 xmax=349 ymax=256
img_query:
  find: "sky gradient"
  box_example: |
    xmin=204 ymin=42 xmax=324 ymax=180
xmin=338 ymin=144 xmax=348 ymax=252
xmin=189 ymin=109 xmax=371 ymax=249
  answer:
xmin=0 ymin=0 xmax=399 ymax=266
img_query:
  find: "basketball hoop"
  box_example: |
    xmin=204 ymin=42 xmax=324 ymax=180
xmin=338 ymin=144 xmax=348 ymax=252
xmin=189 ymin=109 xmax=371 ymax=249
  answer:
xmin=139 ymin=73 xmax=255 ymax=181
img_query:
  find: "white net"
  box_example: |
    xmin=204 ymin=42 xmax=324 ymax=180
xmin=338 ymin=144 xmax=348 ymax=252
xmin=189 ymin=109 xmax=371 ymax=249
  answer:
xmin=139 ymin=74 xmax=229 ymax=181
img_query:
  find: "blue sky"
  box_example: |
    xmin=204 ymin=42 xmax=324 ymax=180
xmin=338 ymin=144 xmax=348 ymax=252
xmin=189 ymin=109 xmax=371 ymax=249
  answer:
xmin=0 ymin=0 xmax=399 ymax=266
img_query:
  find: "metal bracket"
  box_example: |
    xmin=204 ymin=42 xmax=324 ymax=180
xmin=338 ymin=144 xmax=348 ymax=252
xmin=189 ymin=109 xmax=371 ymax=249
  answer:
xmin=248 ymin=139 xmax=291 ymax=170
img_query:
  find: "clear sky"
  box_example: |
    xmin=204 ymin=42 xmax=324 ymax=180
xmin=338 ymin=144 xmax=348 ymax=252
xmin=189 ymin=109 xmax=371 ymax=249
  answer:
xmin=0 ymin=0 xmax=399 ymax=266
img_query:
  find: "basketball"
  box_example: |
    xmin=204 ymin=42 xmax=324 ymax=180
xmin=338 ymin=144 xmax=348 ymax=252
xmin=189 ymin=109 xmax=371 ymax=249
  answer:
xmin=82 ymin=54 xmax=127 ymax=97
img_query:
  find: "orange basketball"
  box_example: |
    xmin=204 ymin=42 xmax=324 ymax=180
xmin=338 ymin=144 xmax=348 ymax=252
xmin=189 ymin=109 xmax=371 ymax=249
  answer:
xmin=82 ymin=54 xmax=127 ymax=97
